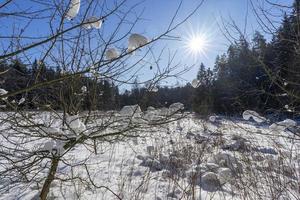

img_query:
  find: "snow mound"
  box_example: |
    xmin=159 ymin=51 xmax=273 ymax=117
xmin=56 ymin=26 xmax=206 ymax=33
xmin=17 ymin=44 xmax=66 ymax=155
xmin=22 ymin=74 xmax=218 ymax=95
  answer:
xmin=269 ymin=119 xmax=297 ymax=131
xmin=209 ymin=115 xmax=217 ymax=122
xmin=147 ymin=106 xmax=156 ymax=111
xmin=169 ymin=102 xmax=184 ymax=113
xmin=41 ymin=140 xmax=65 ymax=155
xmin=143 ymin=110 xmax=158 ymax=121
xmin=218 ymin=167 xmax=232 ymax=184
xmin=158 ymin=107 xmax=169 ymax=116
xmin=120 ymin=105 xmax=142 ymax=118
xmin=186 ymin=165 xmax=206 ymax=182
xmin=140 ymin=158 xmax=162 ymax=171
xmin=222 ymin=138 xmax=251 ymax=152
xmin=205 ymin=163 xmax=219 ymax=172
xmin=42 ymin=140 xmax=55 ymax=152
xmin=208 ymin=152 xmax=242 ymax=173
xmin=66 ymin=0 xmax=80 ymax=20
xmin=66 ymin=115 xmax=86 ymax=133
xmin=242 ymin=110 xmax=266 ymax=123
xmin=200 ymin=172 xmax=221 ymax=191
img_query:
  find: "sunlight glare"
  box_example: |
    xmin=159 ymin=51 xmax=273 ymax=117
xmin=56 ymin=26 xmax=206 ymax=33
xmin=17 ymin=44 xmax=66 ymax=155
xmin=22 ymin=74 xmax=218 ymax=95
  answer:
xmin=182 ymin=23 xmax=215 ymax=60
xmin=184 ymin=32 xmax=210 ymax=60
xmin=188 ymin=35 xmax=207 ymax=54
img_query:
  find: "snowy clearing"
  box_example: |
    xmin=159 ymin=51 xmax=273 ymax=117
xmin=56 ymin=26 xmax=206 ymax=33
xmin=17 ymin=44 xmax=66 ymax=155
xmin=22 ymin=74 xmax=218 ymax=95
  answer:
xmin=0 ymin=111 xmax=299 ymax=200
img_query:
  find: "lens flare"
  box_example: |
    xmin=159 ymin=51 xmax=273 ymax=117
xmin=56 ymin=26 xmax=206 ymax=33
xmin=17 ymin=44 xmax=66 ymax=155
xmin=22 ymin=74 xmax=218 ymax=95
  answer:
xmin=182 ymin=22 xmax=215 ymax=60
xmin=188 ymin=35 xmax=207 ymax=54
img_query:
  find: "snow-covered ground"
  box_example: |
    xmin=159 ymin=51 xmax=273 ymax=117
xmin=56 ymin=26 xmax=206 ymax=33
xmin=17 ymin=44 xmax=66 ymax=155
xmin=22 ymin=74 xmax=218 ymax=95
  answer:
xmin=0 ymin=110 xmax=299 ymax=200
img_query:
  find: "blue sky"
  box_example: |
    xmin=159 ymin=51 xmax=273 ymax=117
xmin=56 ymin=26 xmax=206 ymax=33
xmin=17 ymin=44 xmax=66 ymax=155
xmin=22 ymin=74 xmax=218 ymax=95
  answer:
xmin=125 ymin=0 xmax=294 ymax=86
xmin=0 ymin=0 xmax=294 ymax=89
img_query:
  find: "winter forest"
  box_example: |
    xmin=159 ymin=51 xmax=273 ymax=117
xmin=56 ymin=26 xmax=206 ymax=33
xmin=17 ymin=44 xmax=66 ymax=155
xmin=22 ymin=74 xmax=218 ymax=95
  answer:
xmin=0 ymin=0 xmax=299 ymax=200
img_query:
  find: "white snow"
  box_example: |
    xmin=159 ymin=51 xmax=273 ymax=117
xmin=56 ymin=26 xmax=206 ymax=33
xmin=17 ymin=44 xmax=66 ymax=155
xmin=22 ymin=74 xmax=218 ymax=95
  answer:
xmin=270 ymin=119 xmax=297 ymax=131
xmin=284 ymin=105 xmax=289 ymax=109
xmin=41 ymin=140 xmax=65 ymax=155
xmin=0 ymin=88 xmax=8 ymax=95
xmin=105 ymin=48 xmax=119 ymax=60
xmin=147 ymin=106 xmax=156 ymax=111
xmin=18 ymin=97 xmax=25 ymax=105
xmin=242 ymin=110 xmax=266 ymax=123
xmin=54 ymin=140 xmax=66 ymax=155
xmin=65 ymin=0 xmax=80 ymax=20
xmin=209 ymin=115 xmax=217 ymax=122
xmin=128 ymin=33 xmax=149 ymax=52
xmin=278 ymin=93 xmax=288 ymax=96
xmin=0 ymin=112 xmax=299 ymax=200
xmin=169 ymin=102 xmax=184 ymax=113
xmin=0 ymin=89 xmax=8 ymax=100
xmin=66 ymin=114 xmax=86 ymax=133
xmin=42 ymin=140 xmax=55 ymax=152
xmin=120 ymin=104 xmax=142 ymax=118
xmin=191 ymin=79 xmax=200 ymax=88
xmin=81 ymin=86 xmax=87 ymax=93
xmin=82 ymin=17 xmax=103 ymax=29
xmin=43 ymin=126 xmax=62 ymax=134
xmin=218 ymin=167 xmax=232 ymax=184
xmin=200 ymin=172 xmax=220 ymax=190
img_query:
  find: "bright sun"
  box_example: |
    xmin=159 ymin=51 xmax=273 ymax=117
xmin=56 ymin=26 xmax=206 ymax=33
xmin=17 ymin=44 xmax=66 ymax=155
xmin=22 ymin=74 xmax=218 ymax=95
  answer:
xmin=188 ymin=36 xmax=207 ymax=53
xmin=181 ymin=23 xmax=216 ymax=60
xmin=184 ymin=32 xmax=210 ymax=59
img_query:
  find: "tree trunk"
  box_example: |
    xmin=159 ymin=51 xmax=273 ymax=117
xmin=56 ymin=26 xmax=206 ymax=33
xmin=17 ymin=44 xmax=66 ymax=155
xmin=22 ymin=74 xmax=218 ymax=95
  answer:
xmin=40 ymin=156 xmax=59 ymax=200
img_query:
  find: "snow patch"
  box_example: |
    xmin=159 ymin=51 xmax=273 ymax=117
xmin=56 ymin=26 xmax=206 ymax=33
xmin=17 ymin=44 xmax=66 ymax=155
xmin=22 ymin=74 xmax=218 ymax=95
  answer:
xmin=200 ymin=172 xmax=221 ymax=191
xmin=66 ymin=0 xmax=80 ymax=20
xmin=191 ymin=79 xmax=200 ymax=88
xmin=218 ymin=167 xmax=232 ymax=184
xmin=270 ymin=119 xmax=297 ymax=131
xmin=120 ymin=105 xmax=142 ymax=118
xmin=242 ymin=110 xmax=266 ymax=123
xmin=128 ymin=34 xmax=149 ymax=53
xmin=105 ymin=48 xmax=119 ymax=60
xmin=66 ymin=115 xmax=86 ymax=134
xmin=18 ymin=97 xmax=25 ymax=105
xmin=169 ymin=102 xmax=184 ymax=113
xmin=82 ymin=17 xmax=103 ymax=29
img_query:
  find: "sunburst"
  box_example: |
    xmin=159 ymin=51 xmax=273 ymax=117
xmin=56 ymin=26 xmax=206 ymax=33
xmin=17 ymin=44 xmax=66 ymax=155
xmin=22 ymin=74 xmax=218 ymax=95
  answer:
xmin=182 ymin=23 xmax=214 ymax=60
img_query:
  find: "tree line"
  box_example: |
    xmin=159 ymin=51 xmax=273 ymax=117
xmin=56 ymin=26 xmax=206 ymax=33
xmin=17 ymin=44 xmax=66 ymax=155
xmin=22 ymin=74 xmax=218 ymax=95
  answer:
xmin=191 ymin=2 xmax=300 ymax=118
